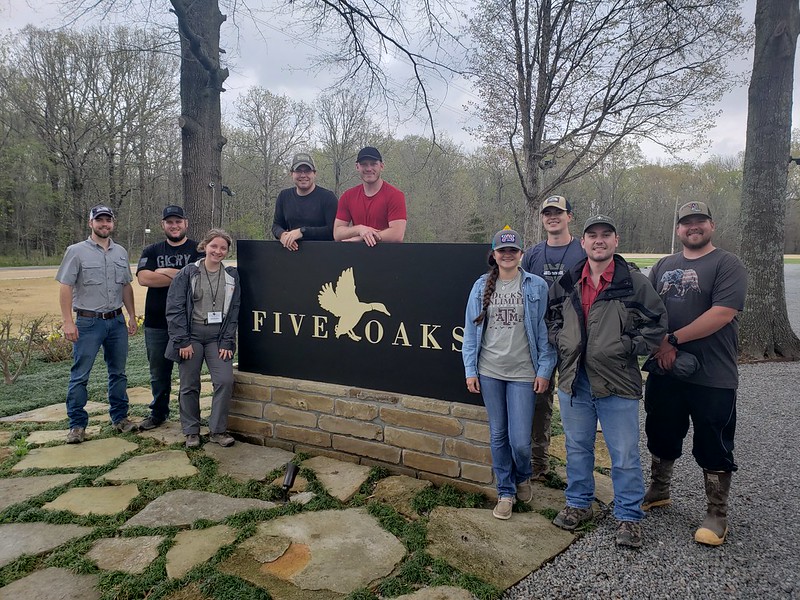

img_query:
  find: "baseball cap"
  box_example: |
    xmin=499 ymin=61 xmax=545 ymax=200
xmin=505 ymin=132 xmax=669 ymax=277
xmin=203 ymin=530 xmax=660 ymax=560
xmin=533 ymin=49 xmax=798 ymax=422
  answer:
xmin=357 ymin=146 xmax=383 ymax=162
xmin=89 ymin=205 xmax=114 ymax=220
xmin=677 ymin=201 xmax=712 ymax=222
xmin=162 ymin=205 xmax=186 ymax=219
xmin=583 ymin=214 xmax=617 ymax=233
xmin=491 ymin=226 xmax=523 ymax=251
xmin=291 ymin=152 xmax=316 ymax=171
xmin=540 ymin=195 xmax=572 ymax=213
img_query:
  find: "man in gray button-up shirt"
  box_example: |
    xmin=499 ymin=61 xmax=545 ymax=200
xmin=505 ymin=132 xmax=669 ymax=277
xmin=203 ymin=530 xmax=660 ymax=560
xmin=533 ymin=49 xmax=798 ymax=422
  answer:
xmin=56 ymin=205 xmax=138 ymax=443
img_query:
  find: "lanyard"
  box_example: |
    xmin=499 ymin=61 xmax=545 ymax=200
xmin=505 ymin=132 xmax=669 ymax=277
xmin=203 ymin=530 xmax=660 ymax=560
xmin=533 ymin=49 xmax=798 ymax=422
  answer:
xmin=204 ymin=265 xmax=223 ymax=309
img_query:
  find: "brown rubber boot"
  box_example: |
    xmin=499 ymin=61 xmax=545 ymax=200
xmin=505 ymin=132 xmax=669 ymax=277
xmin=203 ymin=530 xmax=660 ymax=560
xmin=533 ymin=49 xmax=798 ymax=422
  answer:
xmin=694 ymin=470 xmax=731 ymax=546
xmin=642 ymin=455 xmax=674 ymax=511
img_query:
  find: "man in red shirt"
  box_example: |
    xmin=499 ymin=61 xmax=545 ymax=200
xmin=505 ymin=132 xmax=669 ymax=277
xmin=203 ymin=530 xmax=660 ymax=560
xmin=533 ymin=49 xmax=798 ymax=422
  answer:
xmin=334 ymin=146 xmax=407 ymax=246
xmin=545 ymin=215 xmax=667 ymax=549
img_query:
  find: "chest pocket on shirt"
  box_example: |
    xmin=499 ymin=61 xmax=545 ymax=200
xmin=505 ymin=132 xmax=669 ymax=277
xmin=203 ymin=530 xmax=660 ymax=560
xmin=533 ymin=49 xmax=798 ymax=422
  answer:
xmin=81 ymin=261 xmax=105 ymax=285
xmin=113 ymin=259 xmax=130 ymax=284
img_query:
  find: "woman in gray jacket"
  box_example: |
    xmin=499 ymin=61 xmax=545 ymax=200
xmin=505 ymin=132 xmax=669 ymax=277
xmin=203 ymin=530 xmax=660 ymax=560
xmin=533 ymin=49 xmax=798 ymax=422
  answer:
xmin=166 ymin=229 xmax=240 ymax=449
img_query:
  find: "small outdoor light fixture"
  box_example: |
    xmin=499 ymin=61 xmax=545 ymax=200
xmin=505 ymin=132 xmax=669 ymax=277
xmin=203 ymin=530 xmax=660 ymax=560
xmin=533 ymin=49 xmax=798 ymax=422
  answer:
xmin=281 ymin=462 xmax=299 ymax=502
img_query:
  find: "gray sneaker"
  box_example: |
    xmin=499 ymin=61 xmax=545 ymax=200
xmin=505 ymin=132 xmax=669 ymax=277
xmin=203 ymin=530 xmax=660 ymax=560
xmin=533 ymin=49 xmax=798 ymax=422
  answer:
xmin=185 ymin=434 xmax=201 ymax=449
xmin=616 ymin=520 xmax=642 ymax=548
xmin=552 ymin=505 xmax=593 ymax=531
xmin=138 ymin=416 xmax=165 ymax=431
xmin=66 ymin=427 xmax=85 ymax=444
xmin=112 ymin=417 xmax=137 ymax=433
xmin=209 ymin=432 xmax=235 ymax=447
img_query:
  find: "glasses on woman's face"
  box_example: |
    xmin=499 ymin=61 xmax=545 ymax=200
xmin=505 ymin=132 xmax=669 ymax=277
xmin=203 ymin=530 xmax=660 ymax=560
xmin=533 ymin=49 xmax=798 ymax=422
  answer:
xmin=496 ymin=247 xmax=521 ymax=254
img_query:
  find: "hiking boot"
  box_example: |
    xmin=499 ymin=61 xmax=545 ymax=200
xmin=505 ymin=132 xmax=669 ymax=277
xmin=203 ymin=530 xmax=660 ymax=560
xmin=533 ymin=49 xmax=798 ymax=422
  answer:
xmin=138 ymin=416 xmax=165 ymax=431
xmin=616 ymin=520 xmax=643 ymax=548
xmin=492 ymin=497 xmax=514 ymax=520
xmin=516 ymin=479 xmax=533 ymax=503
xmin=552 ymin=505 xmax=593 ymax=531
xmin=112 ymin=418 xmax=137 ymax=433
xmin=642 ymin=455 xmax=675 ymax=511
xmin=209 ymin=432 xmax=235 ymax=447
xmin=66 ymin=427 xmax=85 ymax=444
xmin=695 ymin=470 xmax=731 ymax=546
xmin=185 ymin=434 xmax=201 ymax=449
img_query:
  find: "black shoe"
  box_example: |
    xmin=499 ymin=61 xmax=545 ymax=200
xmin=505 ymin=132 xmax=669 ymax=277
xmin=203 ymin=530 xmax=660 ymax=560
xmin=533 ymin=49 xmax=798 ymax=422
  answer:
xmin=138 ymin=416 xmax=165 ymax=431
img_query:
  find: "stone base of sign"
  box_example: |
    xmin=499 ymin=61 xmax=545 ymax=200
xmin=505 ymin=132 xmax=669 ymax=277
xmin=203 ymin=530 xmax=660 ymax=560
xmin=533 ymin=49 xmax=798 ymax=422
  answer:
xmin=229 ymin=371 xmax=498 ymax=498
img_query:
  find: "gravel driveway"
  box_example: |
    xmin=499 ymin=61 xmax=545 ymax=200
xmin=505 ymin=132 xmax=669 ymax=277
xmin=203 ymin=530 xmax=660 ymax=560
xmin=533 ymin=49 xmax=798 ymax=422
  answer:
xmin=507 ymin=265 xmax=800 ymax=600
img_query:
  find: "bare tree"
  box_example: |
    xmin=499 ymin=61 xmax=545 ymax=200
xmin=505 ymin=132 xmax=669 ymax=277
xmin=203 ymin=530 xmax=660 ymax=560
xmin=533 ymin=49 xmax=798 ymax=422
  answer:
xmin=233 ymin=87 xmax=313 ymax=230
xmin=62 ymin=0 xmax=464 ymax=233
xmin=316 ymin=89 xmax=371 ymax=195
xmin=468 ymin=0 xmax=750 ymax=241
xmin=738 ymin=0 xmax=800 ymax=360
xmin=1 ymin=26 xmax=178 ymax=246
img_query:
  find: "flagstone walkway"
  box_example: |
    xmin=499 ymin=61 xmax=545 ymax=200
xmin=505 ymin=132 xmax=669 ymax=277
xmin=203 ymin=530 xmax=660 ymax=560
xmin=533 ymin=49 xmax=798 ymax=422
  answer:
xmin=0 ymin=388 xmax=615 ymax=599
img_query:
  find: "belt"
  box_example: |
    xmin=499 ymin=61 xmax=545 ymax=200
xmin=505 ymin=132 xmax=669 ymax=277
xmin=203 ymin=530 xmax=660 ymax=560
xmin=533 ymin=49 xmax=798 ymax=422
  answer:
xmin=75 ymin=308 xmax=123 ymax=319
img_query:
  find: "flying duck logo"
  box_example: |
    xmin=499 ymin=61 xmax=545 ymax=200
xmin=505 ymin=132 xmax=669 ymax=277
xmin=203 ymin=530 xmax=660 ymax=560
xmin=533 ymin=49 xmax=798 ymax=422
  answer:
xmin=688 ymin=202 xmax=701 ymax=212
xmin=317 ymin=267 xmax=391 ymax=341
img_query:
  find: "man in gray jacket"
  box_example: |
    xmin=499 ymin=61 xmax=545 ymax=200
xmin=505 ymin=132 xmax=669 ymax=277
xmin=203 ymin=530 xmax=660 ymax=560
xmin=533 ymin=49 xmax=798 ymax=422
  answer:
xmin=546 ymin=215 xmax=667 ymax=548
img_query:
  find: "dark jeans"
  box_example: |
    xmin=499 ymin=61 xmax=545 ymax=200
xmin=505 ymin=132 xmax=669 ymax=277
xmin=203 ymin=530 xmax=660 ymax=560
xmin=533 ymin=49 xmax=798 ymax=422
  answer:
xmin=145 ymin=327 xmax=173 ymax=422
xmin=644 ymin=374 xmax=738 ymax=472
xmin=66 ymin=314 xmax=129 ymax=428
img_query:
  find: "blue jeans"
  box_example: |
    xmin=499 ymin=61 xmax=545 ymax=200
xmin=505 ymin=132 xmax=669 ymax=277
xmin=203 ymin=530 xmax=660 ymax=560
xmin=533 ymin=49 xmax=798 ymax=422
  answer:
xmin=479 ymin=375 xmax=535 ymax=498
xmin=558 ymin=367 xmax=645 ymax=522
xmin=66 ymin=314 xmax=129 ymax=428
xmin=145 ymin=327 xmax=173 ymax=422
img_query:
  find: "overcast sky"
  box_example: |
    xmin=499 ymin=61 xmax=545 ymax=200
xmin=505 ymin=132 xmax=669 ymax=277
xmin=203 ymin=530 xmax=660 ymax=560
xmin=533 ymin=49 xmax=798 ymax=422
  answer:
xmin=4 ymin=0 xmax=798 ymax=162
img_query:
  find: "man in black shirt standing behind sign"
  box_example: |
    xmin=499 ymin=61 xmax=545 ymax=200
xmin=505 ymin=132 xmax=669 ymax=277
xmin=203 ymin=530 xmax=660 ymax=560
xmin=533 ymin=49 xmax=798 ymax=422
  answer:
xmin=136 ymin=205 xmax=203 ymax=430
xmin=272 ymin=152 xmax=338 ymax=250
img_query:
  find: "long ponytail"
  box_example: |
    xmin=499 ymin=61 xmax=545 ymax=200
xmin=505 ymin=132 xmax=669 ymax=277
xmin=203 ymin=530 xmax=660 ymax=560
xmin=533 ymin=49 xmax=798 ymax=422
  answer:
xmin=473 ymin=252 xmax=499 ymax=325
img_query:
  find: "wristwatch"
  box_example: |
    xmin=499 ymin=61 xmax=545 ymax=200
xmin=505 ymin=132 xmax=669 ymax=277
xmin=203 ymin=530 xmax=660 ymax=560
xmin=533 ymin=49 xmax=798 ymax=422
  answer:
xmin=667 ymin=333 xmax=679 ymax=347
xmin=300 ymin=227 xmax=307 ymax=236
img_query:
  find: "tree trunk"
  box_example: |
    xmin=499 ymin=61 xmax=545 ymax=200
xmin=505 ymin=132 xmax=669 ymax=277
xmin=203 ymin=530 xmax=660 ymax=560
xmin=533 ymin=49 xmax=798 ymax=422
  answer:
xmin=173 ymin=0 xmax=228 ymax=236
xmin=739 ymin=0 xmax=800 ymax=360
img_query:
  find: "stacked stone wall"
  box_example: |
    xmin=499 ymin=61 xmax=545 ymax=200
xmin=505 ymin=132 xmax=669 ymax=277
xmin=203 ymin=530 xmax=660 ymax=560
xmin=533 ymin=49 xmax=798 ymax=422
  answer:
xmin=230 ymin=371 xmax=497 ymax=498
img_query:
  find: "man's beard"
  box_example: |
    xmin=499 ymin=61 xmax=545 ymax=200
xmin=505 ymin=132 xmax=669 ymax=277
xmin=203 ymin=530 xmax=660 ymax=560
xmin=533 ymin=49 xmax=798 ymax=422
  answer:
xmin=681 ymin=234 xmax=711 ymax=250
xmin=167 ymin=232 xmax=186 ymax=243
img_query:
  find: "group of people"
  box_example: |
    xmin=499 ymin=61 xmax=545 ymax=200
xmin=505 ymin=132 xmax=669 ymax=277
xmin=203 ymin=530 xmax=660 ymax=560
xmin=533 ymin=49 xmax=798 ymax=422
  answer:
xmin=57 ymin=151 xmax=746 ymax=550
xmin=56 ymin=144 xmax=405 ymax=450
xmin=272 ymin=146 xmax=407 ymax=248
xmin=463 ymin=197 xmax=746 ymax=550
xmin=58 ymin=205 xmax=241 ymax=449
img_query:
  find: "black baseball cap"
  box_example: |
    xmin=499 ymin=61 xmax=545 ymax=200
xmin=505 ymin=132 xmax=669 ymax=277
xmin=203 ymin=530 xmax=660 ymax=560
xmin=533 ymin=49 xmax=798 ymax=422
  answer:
xmin=163 ymin=205 xmax=186 ymax=219
xmin=357 ymin=146 xmax=383 ymax=162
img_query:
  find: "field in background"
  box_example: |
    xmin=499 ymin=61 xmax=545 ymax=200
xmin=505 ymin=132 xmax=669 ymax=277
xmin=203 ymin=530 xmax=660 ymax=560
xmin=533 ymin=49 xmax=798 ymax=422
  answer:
xmin=1 ymin=255 xmax=798 ymax=325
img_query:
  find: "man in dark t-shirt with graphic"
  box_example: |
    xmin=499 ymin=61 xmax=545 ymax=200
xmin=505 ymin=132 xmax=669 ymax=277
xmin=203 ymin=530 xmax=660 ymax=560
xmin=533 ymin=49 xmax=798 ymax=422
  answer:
xmin=272 ymin=152 xmax=338 ymax=250
xmin=522 ymin=195 xmax=586 ymax=480
xmin=136 ymin=205 xmax=203 ymax=430
xmin=643 ymin=200 xmax=747 ymax=548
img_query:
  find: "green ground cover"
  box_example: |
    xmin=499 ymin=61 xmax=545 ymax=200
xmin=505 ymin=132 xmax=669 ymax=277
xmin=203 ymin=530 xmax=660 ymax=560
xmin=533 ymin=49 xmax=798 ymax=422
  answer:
xmin=0 ymin=334 xmax=526 ymax=599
